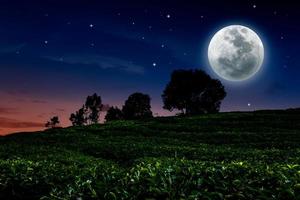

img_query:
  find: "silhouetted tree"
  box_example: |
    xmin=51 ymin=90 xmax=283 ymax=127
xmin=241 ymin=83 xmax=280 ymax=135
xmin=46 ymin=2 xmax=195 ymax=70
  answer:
xmin=45 ymin=116 xmax=60 ymax=128
xmin=69 ymin=106 xmax=86 ymax=126
xmin=85 ymin=93 xmax=103 ymax=124
xmin=105 ymin=106 xmax=123 ymax=122
xmin=122 ymin=92 xmax=153 ymax=120
xmin=162 ymin=69 xmax=226 ymax=115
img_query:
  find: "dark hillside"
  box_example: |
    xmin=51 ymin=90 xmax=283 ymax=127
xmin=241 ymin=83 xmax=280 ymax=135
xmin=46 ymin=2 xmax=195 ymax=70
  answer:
xmin=0 ymin=111 xmax=300 ymax=199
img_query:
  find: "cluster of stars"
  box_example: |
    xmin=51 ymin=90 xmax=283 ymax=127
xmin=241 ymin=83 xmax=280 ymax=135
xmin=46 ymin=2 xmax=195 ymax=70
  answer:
xmin=113 ymin=11 xmax=177 ymax=67
xmin=38 ymin=1 xmax=289 ymax=70
xmin=39 ymin=10 xmax=179 ymax=68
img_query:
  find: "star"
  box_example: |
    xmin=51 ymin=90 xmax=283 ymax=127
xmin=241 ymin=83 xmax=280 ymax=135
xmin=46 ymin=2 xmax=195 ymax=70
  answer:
xmin=117 ymin=12 xmax=121 ymax=16
xmin=89 ymin=24 xmax=94 ymax=28
xmin=166 ymin=14 xmax=171 ymax=19
xmin=280 ymin=36 xmax=284 ymax=40
xmin=152 ymin=62 xmax=157 ymax=67
xmin=148 ymin=25 xmax=152 ymax=30
xmin=161 ymin=44 xmax=165 ymax=48
xmin=141 ymin=36 xmax=145 ymax=40
xmin=44 ymin=13 xmax=49 ymax=17
xmin=44 ymin=40 xmax=48 ymax=44
xmin=16 ymin=51 xmax=20 ymax=54
xmin=90 ymin=43 xmax=95 ymax=47
xmin=247 ymin=103 xmax=251 ymax=107
xmin=132 ymin=21 xmax=135 ymax=25
xmin=253 ymin=4 xmax=257 ymax=8
xmin=201 ymin=15 xmax=204 ymax=19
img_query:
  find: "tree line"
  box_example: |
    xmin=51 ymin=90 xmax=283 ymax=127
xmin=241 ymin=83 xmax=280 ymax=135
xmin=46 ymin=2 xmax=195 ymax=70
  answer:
xmin=45 ymin=69 xmax=226 ymax=128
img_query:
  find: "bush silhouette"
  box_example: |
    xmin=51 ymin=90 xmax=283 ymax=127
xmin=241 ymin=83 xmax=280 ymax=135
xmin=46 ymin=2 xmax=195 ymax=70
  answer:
xmin=105 ymin=106 xmax=123 ymax=122
xmin=45 ymin=116 xmax=60 ymax=128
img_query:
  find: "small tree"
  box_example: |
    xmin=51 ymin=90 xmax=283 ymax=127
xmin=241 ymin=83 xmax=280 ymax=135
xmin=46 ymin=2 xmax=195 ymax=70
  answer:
xmin=45 ymin=116 xmax=60 ymax=128
xmin=69 ymin=106 xmax=86 ymax=126
xmin=122 ymin=92 xmax=153 ymax=120
xmin=162 ymin=69 xmax=226 ymax=115
xmin=85 ymin=93 xmax=103 ymax=124
xmin=105 ymin=106 xmax=123 ymax=122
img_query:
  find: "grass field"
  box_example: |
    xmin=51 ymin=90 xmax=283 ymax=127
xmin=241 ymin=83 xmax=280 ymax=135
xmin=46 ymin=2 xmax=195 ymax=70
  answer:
xmin=0 ymin=110 xmax=300 ymax=199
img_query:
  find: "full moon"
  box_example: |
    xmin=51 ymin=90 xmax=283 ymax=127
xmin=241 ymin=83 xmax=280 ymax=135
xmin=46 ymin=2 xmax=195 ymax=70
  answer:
xmin=208 ymin=25 xmax=264 ymax=81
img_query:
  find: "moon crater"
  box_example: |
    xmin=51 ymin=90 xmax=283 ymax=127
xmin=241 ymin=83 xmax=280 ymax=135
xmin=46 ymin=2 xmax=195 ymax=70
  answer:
xmin=208 ymin=25 xmax=264 ymax=81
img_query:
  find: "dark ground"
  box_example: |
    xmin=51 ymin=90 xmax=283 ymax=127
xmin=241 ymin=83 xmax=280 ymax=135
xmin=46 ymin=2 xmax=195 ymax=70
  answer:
xmin=0 ymin=109 xmax=300 ymax=199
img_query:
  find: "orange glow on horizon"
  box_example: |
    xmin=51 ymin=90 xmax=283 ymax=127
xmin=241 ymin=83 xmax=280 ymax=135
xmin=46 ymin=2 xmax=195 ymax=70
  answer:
xmin=0 ymin=92 xmax=172 ymax=135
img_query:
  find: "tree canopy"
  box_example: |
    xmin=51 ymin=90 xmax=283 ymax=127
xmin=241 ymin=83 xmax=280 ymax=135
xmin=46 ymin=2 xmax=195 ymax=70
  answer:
xmin=85 ymin=93 xmax=103 ymax=124
xmin=105 ymin=106 xmax=123 ymax=122
xmin=122 ymin=92 xmax=153 ymax=120
xmin=162 ymin=69 xmax=226 ymax=115
xmin=69 ymin=106 xmax=86 ymax=126
xmin=69 ymin=93 xmax=103 ymax=126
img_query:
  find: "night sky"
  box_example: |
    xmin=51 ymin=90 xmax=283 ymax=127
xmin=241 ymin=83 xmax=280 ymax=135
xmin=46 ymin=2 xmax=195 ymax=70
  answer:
xmin=0 ymin=0 xmax=299 ymax=135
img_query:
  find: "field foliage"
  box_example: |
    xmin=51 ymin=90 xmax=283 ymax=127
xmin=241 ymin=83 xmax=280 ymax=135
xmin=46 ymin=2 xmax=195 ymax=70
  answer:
xmin=0 ymin=111 xmax=300 ymax=199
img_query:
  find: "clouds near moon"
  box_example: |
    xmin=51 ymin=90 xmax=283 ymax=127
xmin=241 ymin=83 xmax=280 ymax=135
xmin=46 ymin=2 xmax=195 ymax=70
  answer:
xmin=208 ymin=25 xmax=264 ymax=81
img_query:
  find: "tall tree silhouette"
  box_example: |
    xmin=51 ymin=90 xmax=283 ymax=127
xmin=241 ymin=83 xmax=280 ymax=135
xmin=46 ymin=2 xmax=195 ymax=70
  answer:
xmin=105 ymin=106 xmax=123 ymax=122
xmin=122 ymin=92 xmax=153 ymax=120
xmin=162 ymin=69 xmax=226 ymax=115
xmin=69 ymin=106 xmax=86 ymax=126
xmin=85 ymin=93 xmax=103 ymax=124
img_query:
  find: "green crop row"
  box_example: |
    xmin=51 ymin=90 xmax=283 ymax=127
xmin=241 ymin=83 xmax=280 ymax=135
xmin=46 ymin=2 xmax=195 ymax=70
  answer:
xmin=1 ymin=158 xmax=300 ymax=199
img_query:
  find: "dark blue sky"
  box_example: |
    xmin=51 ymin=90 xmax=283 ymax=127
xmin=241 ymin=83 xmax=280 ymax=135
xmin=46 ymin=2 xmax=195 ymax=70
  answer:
xmin=0 ymin=0 xmax=299 ymax=134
